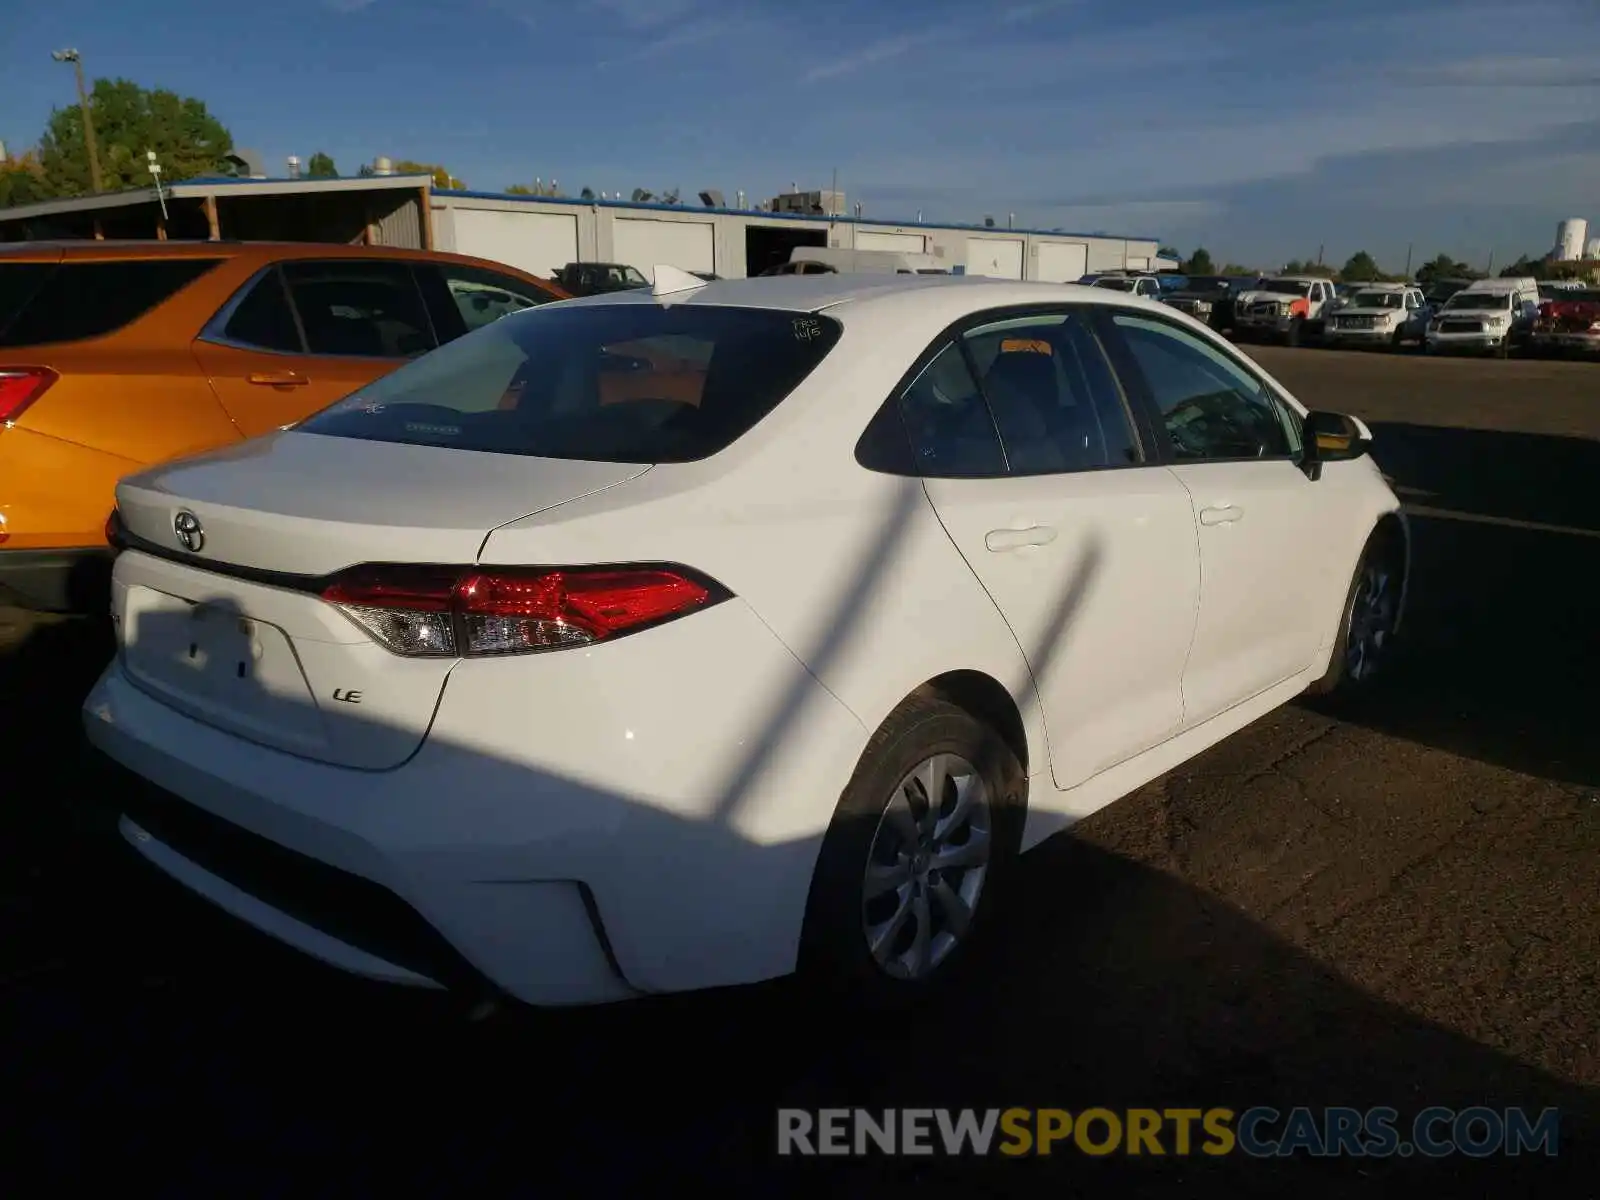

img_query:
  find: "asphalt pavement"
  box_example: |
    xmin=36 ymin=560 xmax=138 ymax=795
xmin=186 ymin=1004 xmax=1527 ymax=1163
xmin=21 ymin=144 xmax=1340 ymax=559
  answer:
xmin=2 ymin=346 xmax=1596 ymax=1195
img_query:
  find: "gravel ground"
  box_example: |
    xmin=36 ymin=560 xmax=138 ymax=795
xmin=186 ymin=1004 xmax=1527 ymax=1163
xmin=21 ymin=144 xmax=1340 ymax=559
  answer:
xmin=2 ymin=346 xmax=1596 ymax=1195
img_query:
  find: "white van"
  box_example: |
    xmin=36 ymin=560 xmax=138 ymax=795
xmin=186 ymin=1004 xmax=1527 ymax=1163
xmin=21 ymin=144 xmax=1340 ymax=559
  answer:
xmin=762 ymin=246 xmax=954 ymax=276
xmin=1425 ymin=277 xmax=1540 ymax=357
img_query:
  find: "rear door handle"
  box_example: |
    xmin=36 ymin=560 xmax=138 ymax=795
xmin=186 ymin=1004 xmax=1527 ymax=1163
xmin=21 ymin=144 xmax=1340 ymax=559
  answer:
xmin=247 ymin=371 xmax=310 ymax=387
xmin=1199 ymin=505 xmax=1243 ymax=526
xmin=984 ymin=525 xmax=1057 ymax=552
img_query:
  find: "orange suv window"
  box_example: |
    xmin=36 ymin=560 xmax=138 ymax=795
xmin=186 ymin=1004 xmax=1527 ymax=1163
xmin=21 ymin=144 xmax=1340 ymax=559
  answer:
xmin=0 ymin=259 xmax=222 ymax=347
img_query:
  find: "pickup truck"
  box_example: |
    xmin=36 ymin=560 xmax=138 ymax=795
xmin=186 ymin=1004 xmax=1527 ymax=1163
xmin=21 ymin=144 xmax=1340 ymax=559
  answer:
xmin=1530 ymin=291 xmax=1600 ymax=357
xmin=553 ymin=262 xmax=650 ymax=296
xmin=1323 ymin=285 xmax=1432 ymax=351
xmin=1231 ymin=275 xmax=1336 ymax=346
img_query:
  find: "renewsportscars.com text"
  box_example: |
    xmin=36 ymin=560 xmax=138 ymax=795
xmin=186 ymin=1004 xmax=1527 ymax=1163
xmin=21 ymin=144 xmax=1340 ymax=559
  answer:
xmin=777 ymin=1106 xmax=1561 ymax=1158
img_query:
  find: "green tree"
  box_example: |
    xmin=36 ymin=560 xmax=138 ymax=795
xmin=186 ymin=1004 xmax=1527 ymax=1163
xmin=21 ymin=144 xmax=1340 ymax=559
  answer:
xmin=306 ymin=151 xmax=337 ymax=178
xmin=0 ymin=151 xmax=55 ymax=208
xmin=1183 ymin=247 xmax=1216 ymax=275
xmin=392 ymin=160 xmax=464 ymax=189
xmin=1414 ymin=253 xmax=1484 ymax=284
xmin=38 ymin=77 xmax=233 ymax=197
xmin=1341 ymin=250 xmax=1381 ymax=282
xmin=1219 ymin=262 xmax=1254 ymax=276
xmin=1158 ymin=245 xmax=1181 ymax=260
xmin=579 ymin=186 xmax=595 ymax=201
xmin=1499 ymin=254 xmax=1543 ymax=278
xmin=504 ymin=183 xmax=533 ymax=195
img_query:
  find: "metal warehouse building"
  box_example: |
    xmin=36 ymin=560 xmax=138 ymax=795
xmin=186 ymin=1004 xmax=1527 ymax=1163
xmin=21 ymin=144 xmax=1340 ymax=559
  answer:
xmin=0 ymin=174 xmax=1160 ymax=283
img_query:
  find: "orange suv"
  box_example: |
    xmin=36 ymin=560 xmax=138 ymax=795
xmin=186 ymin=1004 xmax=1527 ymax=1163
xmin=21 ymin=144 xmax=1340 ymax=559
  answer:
xmin=0 ymin=240 xmax=566 ymax=611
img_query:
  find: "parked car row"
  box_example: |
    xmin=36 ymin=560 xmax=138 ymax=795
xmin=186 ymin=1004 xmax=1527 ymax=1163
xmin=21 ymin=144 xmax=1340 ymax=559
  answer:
xmin=1147 ymin=269 xmax=1596 ymax=360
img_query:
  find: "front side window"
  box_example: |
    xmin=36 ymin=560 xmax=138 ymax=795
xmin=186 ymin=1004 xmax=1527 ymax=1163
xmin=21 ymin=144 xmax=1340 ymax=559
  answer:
xmin=298 ymin=304 xmax=842 ymax=463
xmin=280 ymin=260 xmax=435 ymax=358
xmin=961 ymin=312 xmax=1140 ymax=473
xmin=1108 ymin=314 xmax=1297 ymax=461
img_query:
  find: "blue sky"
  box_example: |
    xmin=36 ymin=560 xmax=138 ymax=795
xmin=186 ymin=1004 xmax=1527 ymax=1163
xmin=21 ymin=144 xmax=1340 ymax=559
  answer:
xmin=6 ymin=0 xmax=1600 ymax=268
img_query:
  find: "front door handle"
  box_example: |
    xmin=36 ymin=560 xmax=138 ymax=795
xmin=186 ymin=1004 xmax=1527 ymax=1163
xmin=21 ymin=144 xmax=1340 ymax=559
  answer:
xmin=247 ymin=371 xmax=310 ymax=387
xmin=1199 ymin=505 xmax=1243 ymax=526
xmin=984 ymin=525 xmax=1057 ymax=552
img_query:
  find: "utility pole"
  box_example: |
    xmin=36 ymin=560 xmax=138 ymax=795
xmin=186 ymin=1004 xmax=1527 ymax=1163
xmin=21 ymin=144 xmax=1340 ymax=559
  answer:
xmin=1404 ymin=242 xmax=1413 ymax=279
xmin=1486 ymin=249 xmax=1495 ymax=277
xmin=52 ymin=49 xmax=103 ymax=193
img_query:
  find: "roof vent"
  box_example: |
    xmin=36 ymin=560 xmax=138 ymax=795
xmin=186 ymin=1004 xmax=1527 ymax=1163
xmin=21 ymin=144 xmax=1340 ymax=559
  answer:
xmin=699 ymin=189 xmax=724 ymax=208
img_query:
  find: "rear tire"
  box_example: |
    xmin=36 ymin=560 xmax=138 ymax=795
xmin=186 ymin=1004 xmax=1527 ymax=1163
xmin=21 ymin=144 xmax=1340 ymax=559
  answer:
xmin=1307 ymin=531 xmax=1403 ymax=700
xmin=799 ymin=695 xmax=1026 ymax=1010
xmin=1284 ymin=319 xmax=1302 ymax=348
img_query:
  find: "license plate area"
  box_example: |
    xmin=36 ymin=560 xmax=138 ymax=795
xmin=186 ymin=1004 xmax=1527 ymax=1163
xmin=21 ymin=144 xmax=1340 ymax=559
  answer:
xmin=123 ymin=585 xmax=328 ymax=752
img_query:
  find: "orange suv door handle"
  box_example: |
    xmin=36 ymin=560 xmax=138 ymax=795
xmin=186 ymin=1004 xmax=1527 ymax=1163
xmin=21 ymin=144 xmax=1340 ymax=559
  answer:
xmin=247 ymin=371 xmax=310 ymax=387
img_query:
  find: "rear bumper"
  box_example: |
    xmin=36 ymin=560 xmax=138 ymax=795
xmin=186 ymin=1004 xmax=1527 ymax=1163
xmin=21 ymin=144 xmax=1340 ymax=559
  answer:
xmin=82 ymin=596 xmax=869 ymax=1006
xmin=0 ymin=546 xmax=113 ymax=613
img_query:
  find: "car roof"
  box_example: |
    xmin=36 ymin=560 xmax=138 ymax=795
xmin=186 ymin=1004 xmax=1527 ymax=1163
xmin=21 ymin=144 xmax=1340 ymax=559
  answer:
xmin=548 ymin=272 xmax=1179 ymax=320
xmin=0 ymin=239 xmax=558 ymax=280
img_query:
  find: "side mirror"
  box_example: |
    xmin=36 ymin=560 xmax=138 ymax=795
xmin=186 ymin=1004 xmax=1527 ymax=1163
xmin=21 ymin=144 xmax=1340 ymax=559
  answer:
xmin=1301 ymin=410 xmax=1371 ymax=480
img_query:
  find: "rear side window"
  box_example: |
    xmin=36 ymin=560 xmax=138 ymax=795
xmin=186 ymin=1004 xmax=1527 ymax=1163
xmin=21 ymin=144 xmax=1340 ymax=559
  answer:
xmin=0 ymin=259 xmax=221 ymax=347
xmin=279 ymin=261 xmax=435 ymax=358
xmin=296 ymin=304 xmax=843 ymax=463
xmin=0 ymin=264 xmax=55 ymax=333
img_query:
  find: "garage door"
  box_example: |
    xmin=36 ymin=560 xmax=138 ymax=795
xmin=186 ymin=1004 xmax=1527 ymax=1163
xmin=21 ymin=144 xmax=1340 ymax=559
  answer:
xmin=450 ymin=208 xmax=579 ymax=279
xmin=1035 ymin=241 xmax=1089 ymax=283
xmin=966 ymin=237 xmax=1024 ymax=279
xmin=855 ymin=230 xmax=926 ymax=253
xmin=612 ymin=218 xmax=715 ymax=281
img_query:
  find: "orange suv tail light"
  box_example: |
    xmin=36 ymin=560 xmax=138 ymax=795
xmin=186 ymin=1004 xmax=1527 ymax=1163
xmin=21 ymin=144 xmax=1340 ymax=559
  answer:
xmin=0 ymin=368 xmax=57 ymax=424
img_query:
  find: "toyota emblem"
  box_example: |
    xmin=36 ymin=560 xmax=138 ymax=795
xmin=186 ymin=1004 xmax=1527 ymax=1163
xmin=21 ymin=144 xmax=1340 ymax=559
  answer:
xmin=173 ymin=510 xmax=205 ymax=553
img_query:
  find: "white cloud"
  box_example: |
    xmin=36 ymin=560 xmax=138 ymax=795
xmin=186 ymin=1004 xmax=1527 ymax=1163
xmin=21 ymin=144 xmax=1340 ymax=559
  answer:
xmin=587 ymin=0 xmax=699 ymax=29
xmin=1001 ymin=0 xmax=1081 ymax=22
xmin=324 ymin=0 xmax=377 ymax=10
xmin=1407 ymin=55 xmax=1600 ymax=87
xmin=802 ymin=30 xmax=948 ymax=83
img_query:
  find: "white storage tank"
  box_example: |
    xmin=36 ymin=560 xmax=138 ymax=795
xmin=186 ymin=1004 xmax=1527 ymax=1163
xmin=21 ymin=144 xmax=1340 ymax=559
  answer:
xmin=1555 ymin=218 xmax=1587 ymax=261
xmin=1587 ymin=237 xmax=1600 ymax=261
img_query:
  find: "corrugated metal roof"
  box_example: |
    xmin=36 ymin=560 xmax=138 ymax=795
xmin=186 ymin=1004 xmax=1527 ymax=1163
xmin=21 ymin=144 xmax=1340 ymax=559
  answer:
xmin=432 ymin=188 xmax=1160 ymax=243
xmin=0 ymin=173 xmax=1161 ymax=244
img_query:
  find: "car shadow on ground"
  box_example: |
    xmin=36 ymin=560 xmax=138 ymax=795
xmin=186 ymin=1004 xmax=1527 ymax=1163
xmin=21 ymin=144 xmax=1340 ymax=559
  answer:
xmin=0 ymin=604 xmax=1594 ymax=1195
xmin=1328 ymin=423 xmax=1600 ymax=790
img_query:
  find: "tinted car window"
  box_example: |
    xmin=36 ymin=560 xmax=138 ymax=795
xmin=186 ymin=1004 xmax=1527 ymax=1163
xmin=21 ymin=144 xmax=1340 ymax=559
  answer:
xmin=1109 ymin=314 xmax=1295 ymax=460
xmin=280 ymin=260 xmax=435 ymax=358
xmin=0 ymin=263 xmax=56 ymax=335
xmin=0 ymin=259 xmax=222 ymax=347
xmin=222 ymin=268 xmax=303 ymax=352
xmin=895 ymin=342 xmax=1006 ymax=477
xmin=962 ymin=313 xmax=1140 ymax=472
xmin=298 ymin=305 xmax=842 ymax=463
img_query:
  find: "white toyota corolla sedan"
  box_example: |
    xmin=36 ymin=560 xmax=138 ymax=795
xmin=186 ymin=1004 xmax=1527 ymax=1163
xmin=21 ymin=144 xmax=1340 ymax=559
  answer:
xmin=84 ymin=268 xmax=1407 ymax=1009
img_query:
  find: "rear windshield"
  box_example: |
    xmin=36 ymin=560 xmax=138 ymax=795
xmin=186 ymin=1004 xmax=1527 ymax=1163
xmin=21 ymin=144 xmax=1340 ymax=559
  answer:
xmin=297 ymin=302 xmax=844 ymax=463
xmin=0 ymin=259 xmax=222 ymax=347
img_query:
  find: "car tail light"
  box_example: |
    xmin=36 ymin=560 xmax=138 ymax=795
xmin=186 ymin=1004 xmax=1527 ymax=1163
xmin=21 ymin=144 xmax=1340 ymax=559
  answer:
xmin=320 ymin=564 xmax=728 ymax=657
xmin=0 ymin=368 xmax=57 ymax=424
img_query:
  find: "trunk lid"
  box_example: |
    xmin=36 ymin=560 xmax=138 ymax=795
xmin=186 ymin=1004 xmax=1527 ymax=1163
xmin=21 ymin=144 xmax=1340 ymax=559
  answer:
xmin=113 ymin=430 xmax=648 ymax=769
